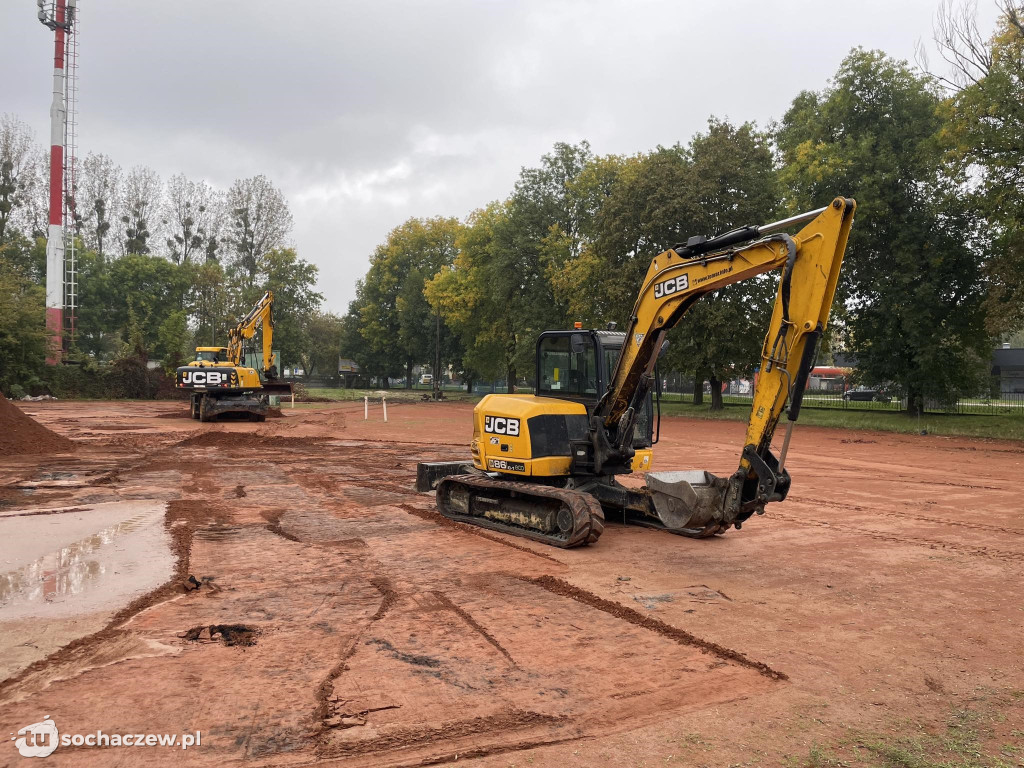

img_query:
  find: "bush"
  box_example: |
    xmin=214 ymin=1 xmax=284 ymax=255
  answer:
xmin=40 ymin=357 xmax=179 ymax=400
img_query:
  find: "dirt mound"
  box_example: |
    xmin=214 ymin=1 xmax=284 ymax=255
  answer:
xmin=0 ymin=393 xmax=74 ymax=455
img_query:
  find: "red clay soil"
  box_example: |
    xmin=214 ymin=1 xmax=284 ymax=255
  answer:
xmin=2 ymin=399 xmax=1023 ymax=767
xmin=0 ymin=393 xmax=74 ymax=455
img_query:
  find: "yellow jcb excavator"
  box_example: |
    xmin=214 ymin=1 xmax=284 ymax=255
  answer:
xmin=175 ymin=291 xmax=282 ymax=422
xmin=416 ymin=198 xmax=856 ymax=547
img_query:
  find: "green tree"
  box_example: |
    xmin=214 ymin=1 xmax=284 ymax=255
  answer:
xmin=563 ymin=147 xmax=691 ymax=326
xmin=436 ymin=143 xmax=599 ymax=387
xmin=778 ymin=48 xmax=992 ymax=414
xmin=295 ymin=310 xmax=342 ymax=380
xmin=936 ymin=3 xmax=1024 ymax=335
xmin=666 ymin=120 xmax=780 ymax=410
xmin=77 ymin=252 xmax=186 ymax=357
xmin=184 ymin=259 xmax=230 ymax=347
xmin=342 ymin=283 xmax=401 ymax=385
xmin=559 ymin=122 xmax=779 ymax=410
xmin=358 ymin=217 xmax=460 ymax=387
xmin=259 ymin=247 xmax=321 ymax=374
xmin=0 ymin=243 xmax=48 ymax=394
xmin=426 ymin=203 xmax=528 ymax=387
xmin=155 ymin=309 xmax=190 ymax=374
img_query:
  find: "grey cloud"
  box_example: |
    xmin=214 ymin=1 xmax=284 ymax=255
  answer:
xmin=1 ymin=0 xmax=1001 ymax=312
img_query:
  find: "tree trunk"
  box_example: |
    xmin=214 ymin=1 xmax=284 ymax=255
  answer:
xmin=906 ymin=388 xmax=924 ymax=417
xmin=709 ymin=375 xmax=724 ymax=411
xmin=506 ymin=365 xmax=516 ymax=394
xmin=405 ymin=359 xmax=413 ymax=389
xmin=464 ymin=376 xmax=473 ymax=393
xmin=692 ymin=376 xmax=704 ymax=406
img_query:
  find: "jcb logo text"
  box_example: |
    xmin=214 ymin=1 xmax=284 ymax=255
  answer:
xmin=483 ymin=416 xmax=520 ymax=436
xmin=182 ymin=371 xmax=225 ymax=385
xmin=653 ymin=274 xmax=689 ymax=299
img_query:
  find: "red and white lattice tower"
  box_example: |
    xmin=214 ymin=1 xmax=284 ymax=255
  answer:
xmin=37 ymin=0 xmax=78 ymax=363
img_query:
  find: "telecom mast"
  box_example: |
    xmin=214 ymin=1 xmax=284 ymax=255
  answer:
xmin=37 ymin=0 xmax=78 ymax=362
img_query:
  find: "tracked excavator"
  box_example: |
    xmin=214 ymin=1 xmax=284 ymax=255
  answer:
xmin=175 ymin=291 xmax=286 ymax=422
xmin=416 ymin=197 xmax=856 ymax=547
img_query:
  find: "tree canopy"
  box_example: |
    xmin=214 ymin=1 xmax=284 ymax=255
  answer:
xmin=2 ymin=1 xmax=1022 ymax=410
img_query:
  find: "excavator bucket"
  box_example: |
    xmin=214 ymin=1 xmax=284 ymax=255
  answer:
xmin=643 ymin=470 xmax=729 ymax=537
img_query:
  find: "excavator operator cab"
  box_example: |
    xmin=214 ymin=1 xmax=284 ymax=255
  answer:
xmin=535 ymin=329 xmax=655 ymax=450
xmin=193 ymin=347 xmax=230 ymax=364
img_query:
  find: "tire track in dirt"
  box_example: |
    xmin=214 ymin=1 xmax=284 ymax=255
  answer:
xmin=316 ymin=711 xmax=571 ymax=761
xmin=521 ymin=575 xmax=787 ymax=681
xmin=770 ymin=511 xmax=1024 ymax=562
xmin=314 ymin=575 xmax=399 ymax=727
xmin=795 ymin=496 xmax=1024 ymax=537
xmin=431 ymin=591 xmax=517 ymax=666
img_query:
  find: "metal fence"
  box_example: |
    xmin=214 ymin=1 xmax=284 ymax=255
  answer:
xmin=303 ymin=373 xmax=1024 ymax=416
xmin=660 ymin=388 xmax=1024 ymax=415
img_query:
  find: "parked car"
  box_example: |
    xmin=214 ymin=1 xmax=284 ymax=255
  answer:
xmin=419 ymin=373 xmax=433 ymax=385
xmin=843 ymin=387 xmax=891 ymax=403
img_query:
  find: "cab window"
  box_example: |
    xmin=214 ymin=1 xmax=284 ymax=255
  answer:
xmin=196 ymin=351 xmax=219 ymax=362
xmin=538 ymin=335 xmax=598 ymax=397
xmin=603 ymin=346 xmax=620 ymax=393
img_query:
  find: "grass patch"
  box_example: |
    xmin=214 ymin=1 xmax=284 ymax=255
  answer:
xmin=792 ymin=697 xmax=1024 ymax=768
xmin=659 ymin=402 xmax=1024 ymax=442
xmin=299 ymin=387 xmax=475 ymax=402
xmin=856 ymin=708 xmax=1017 ymax=768
xmin=286 ymin=389 xmax=1024 ymax=440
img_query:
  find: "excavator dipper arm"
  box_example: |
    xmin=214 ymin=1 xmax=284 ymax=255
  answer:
xmin=592 ymin=197 xmax=856 ymax=531
xmin=226 ymin=290 xmax=277 ymax=378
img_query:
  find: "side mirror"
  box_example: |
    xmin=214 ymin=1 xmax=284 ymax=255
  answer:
xmin=570 ymin=333 xmax=586 ymax=355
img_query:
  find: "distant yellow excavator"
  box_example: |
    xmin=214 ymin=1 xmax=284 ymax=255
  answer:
xmin=175 ymin=291 xmax=281 ymax=422
xmin=417 ymin=198 xmax=856 ymax=547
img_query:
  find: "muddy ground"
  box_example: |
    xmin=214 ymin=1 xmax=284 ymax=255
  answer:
xmin=1 ymin=399 xmax=1022 ymax=767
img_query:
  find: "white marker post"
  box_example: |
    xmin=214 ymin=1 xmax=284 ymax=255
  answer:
xmin=382 ymin=394 xmax=388 ymax=422
xmin=364 ymin=396 xmax=369 ymax=420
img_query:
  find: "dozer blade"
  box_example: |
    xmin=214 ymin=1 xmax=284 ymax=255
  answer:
xmin=435 ymin=474 xmax=605 ymax=548
xmin=642 ymin=470 xmax=730 ymax=538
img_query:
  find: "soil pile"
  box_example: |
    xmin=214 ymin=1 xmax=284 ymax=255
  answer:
xmin=0 ymin=393 xmax=75 ymax=455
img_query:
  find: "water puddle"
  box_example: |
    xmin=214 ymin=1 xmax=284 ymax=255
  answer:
xmin=0 ymin=501 xmax=173 ymax=619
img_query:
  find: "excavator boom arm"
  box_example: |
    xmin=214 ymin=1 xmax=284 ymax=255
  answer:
xmin=226 ymin=290 xmax=276 ymax=376
xmin=595 ymin=198 xmax=855 ymax=504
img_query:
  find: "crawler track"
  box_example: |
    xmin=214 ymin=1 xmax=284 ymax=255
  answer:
xmin=436 ymin=474 xmax=605 ymax=548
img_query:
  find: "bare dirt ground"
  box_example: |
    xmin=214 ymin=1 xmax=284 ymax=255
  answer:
xmin=1 ymin=399 xmax=1022 ymax=767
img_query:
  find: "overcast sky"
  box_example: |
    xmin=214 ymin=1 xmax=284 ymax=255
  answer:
xmin=2 ymin=0 xmax=1001 ymax=312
